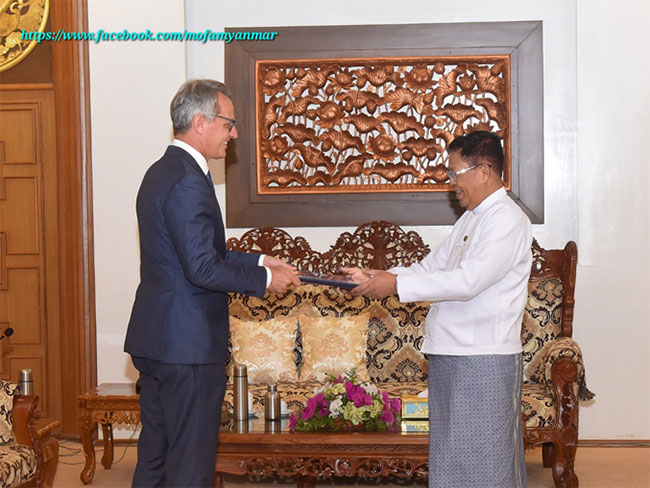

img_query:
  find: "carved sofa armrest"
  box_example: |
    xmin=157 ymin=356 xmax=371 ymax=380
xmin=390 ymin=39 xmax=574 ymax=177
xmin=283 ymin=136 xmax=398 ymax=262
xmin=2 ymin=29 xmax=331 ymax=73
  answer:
xmin=35 ymin=421 xmax=59 ymax=488
xmin=11 ymin=395 xmax=60 ymax=488
xmin=536 ymin=337 xmax=594 ymax=402
xmin=11 ymin=395 xmax=39 ymax=450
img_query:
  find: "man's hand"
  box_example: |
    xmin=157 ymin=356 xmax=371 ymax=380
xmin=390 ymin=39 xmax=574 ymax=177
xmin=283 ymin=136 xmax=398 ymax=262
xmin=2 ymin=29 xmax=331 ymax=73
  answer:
xmin=340 ymin=266 xmax=373 ymax=284
xmin=267 ymin=265 xmax=300 ymax=294
xmin=349 ymin=269 xmax=397 ymax=299
xmin=264 ymin=255 xmax=297 ymax=271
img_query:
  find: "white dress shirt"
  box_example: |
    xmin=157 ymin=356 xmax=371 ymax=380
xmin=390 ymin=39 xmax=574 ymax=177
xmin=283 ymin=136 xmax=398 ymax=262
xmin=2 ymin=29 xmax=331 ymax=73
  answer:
xmin=392 ymin=187 xmax=532 ymax=355
xmin=171 ymin=139 xmax=272 ymax=288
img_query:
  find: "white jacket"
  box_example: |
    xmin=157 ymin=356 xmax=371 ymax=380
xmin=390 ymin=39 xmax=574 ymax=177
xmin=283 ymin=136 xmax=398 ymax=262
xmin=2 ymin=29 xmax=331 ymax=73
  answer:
xmin=392 ymin=187 xmax=533 ymax=355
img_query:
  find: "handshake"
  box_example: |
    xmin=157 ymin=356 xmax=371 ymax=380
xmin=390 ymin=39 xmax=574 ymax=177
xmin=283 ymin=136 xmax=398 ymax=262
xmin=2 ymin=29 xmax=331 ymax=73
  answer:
xmin=263 ymin=256 xmax=397 ymax=299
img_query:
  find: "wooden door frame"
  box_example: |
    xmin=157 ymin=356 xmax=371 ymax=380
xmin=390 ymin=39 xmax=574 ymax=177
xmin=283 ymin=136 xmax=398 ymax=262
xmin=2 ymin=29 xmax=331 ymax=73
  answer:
xmin=50 ymin=0 xmax=96 ymax=435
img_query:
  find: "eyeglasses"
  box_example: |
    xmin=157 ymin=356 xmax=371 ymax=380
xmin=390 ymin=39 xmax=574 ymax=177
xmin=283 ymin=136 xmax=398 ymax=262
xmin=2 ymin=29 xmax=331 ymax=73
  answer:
xmin=446 ymin=163 xmax=491 ymax=181
xmin=205 ymin=113 xmax=236 ymax=130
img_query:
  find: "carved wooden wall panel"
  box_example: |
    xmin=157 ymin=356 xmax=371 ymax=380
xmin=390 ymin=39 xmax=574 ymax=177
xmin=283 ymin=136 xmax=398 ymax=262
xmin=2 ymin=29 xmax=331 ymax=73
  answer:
xmin=225 ymin=21 xmax=543 ymax=227
xmin=0 ymin=91 xmax=60 ymax=421
xmin=256 ymin=56 xmax=510 ymax=194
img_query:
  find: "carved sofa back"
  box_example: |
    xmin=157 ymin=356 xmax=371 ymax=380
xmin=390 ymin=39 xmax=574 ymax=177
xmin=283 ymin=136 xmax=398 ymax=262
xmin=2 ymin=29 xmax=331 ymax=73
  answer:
xmin=227 ymin=222 xmax=432 ymax=387
xmin=224 ymin=222 xmax=584 ymax=416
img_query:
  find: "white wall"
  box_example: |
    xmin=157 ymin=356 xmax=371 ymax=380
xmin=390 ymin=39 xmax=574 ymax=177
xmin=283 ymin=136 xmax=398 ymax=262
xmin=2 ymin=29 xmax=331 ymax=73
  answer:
xmin=89 ymin=0 xmax=650 ymax=439
xmin=88 ymin=0 xmax=186 ymax=383
xmin=575 ymin=0 xmax=650 ymax=439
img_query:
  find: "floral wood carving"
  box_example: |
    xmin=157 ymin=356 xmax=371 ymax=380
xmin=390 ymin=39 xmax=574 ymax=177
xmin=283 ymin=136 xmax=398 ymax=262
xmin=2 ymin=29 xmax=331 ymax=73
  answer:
xmin=242 ymin=456 xmax=428 ymax=479
xmin=256 ymin=56 xmax=511 ymax=194
xmin=227 ymin=221 xmax=430 ymax=274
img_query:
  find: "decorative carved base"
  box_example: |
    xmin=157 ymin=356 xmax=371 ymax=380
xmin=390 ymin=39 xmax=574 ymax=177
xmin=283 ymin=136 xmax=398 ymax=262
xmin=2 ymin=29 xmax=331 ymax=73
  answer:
xmin=242 ymin=456 xmax=428 ymax=479
xmin=216 ymin=426 xmax=428 ymax=488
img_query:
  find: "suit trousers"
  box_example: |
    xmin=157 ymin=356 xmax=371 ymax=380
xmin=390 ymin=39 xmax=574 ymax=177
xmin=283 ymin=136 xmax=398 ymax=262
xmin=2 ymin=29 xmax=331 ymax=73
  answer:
xmin=131 ymin=356 xmax=226 ymax=488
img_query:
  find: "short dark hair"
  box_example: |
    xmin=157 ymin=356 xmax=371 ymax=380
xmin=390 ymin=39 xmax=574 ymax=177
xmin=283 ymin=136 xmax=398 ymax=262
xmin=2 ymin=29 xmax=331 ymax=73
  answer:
xmin=448 ymin=130 xmax=504 ymax=177
xmin=170 ymin=79 xmax=233 ymax=135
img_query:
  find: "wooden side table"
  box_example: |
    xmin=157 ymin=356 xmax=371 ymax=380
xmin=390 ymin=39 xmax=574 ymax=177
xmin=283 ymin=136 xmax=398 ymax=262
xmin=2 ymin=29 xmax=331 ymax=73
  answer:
xmin=78 ymin=383 xmax=140 ymax=484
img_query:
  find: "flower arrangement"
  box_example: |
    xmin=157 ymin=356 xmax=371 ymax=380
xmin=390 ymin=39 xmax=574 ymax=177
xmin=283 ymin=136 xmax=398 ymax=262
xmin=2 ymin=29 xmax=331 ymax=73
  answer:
xmin=289 ymin=369 xmax=402 ymax=432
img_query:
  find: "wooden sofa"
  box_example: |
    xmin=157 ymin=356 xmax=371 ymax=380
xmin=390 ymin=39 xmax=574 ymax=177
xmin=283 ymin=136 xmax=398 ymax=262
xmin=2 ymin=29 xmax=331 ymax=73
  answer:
xmin=0 ymin=382 xmax=59 ymax=488
xmin=224 ymin=221 xmax=592 ymax=488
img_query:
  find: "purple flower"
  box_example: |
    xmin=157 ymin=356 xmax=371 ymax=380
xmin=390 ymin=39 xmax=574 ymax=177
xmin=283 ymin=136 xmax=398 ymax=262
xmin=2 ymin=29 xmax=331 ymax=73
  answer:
xmin=380 ymin=409 xmax=394 ymax=424
xmin=357 ymin=393 xmax=372 ymax=407
xmin=302 ymin=392 xmax=327 ymax=421
xmin=333 ymin=374 xmax=344 ymax=384
xmin=390 ymin=398 xmax=401 ymax=413
xmin=346 ymin=383 xmax=372 ymax=407
xmin=302 ymin=396 xmax=317 ymax=420
xmin=318 ymin=405 xmax=330 ymax=417
xmin=289 ymin=413 xmax=298 ymax=430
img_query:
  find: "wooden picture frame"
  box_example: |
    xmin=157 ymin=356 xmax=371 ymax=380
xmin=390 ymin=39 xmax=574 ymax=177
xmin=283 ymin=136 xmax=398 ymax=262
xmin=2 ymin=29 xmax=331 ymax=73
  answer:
xmin=225 ymin=21 xmax=543 ymax=227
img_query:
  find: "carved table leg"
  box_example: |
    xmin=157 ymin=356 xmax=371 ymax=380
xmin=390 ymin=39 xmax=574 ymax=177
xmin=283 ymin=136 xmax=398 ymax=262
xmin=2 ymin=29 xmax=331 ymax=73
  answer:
xmin=101 ymin=423 xmax=114 ymax=469
xmin=79 ymin=413 xmax=98 ymax=484
xmin=213 ymin=473 xmax=224 ymax=488
xmin=297 ymin=475 xmax=315 ymax=488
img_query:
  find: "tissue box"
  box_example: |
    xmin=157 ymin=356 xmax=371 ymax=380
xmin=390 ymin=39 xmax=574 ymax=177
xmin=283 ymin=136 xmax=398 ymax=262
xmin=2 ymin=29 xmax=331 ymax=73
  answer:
xmin=401 ymin=395 xmax=428 ymax=419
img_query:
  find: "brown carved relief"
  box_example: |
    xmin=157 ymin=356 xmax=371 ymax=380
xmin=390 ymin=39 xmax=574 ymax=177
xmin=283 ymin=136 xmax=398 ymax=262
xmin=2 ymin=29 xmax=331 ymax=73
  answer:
xmin=227 ymin=220 xmax=431 ymax=274
xmin=91 ymin=410 xmax=140 ymax=425
xmin=256 ymin=56 xmax=510 ymax=195
xmin=240 ymin=456 xmax=428 ymax=480
xmin=549 ymin=359 xmax=579 ymax=488
xmin=227 ymin=226 xmax=323 ymax=272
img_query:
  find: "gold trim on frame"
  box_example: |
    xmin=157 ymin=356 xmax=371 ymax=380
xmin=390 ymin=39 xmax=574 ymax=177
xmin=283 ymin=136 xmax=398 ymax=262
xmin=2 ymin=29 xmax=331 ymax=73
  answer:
xmin=0 ymin=0 xmax=50 ymax=72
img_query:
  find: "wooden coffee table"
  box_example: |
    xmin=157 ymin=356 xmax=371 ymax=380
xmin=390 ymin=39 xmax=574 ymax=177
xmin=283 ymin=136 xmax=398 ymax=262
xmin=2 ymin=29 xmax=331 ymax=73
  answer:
xmin=78 ymin=385 xmax=428 ymax=487
xmin=215 ymin=418 xmax=428 ymax=488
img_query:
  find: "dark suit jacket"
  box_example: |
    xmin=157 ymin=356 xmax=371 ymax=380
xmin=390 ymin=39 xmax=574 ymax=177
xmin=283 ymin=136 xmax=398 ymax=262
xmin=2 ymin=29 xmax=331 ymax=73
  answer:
xmin=124 ymin=145 xmax=266 ymax=364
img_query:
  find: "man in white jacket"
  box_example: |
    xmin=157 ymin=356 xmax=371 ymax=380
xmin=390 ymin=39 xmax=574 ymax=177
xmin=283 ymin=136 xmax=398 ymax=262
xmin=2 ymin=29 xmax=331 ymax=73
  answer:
xmin=344 ymin=131 xmax=532 ymax=488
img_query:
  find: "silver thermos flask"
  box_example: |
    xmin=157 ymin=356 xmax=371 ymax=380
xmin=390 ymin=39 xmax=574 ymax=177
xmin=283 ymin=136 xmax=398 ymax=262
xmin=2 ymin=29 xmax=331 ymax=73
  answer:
xmin=233 ymin=363 xmax=249 ymax=421
xmin=18 ymin=369 xmax=33 ymax=395
xmin=264 ymin=383 xmax=281 ymax=421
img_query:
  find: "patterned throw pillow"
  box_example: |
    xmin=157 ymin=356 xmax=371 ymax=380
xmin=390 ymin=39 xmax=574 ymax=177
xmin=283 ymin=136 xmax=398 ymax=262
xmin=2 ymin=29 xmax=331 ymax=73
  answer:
xmin=298 ymin=314 xmax=370 ymax=382
xmin=229 ymin=316 xmax=299 ymax=384
xmin=0 ymin=380 xmax=19 ymax=445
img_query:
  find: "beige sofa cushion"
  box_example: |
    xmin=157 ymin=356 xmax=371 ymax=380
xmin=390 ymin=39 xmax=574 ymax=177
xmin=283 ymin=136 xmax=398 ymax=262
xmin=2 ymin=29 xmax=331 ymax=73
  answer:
xmin=0 ymin=443 xmax=37 ymax=488
xmin=230 ymin=316 xmax=299 ymax=383
xmin=0 ymin=381 xmax=19 ymax=445
xmin=299 ymin=314 xmax=370 ymax=382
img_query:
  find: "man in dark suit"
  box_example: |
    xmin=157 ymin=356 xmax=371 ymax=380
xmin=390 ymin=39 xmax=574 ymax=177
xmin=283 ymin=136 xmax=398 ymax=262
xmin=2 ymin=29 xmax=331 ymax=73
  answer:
xmin=124 ymin=79 xmax=299 ymax=487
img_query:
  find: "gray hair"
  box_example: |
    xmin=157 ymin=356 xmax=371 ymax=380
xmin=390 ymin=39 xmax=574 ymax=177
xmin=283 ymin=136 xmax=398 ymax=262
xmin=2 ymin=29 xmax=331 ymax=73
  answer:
xmin=170 ymin=79 xmax=233 ymax=135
